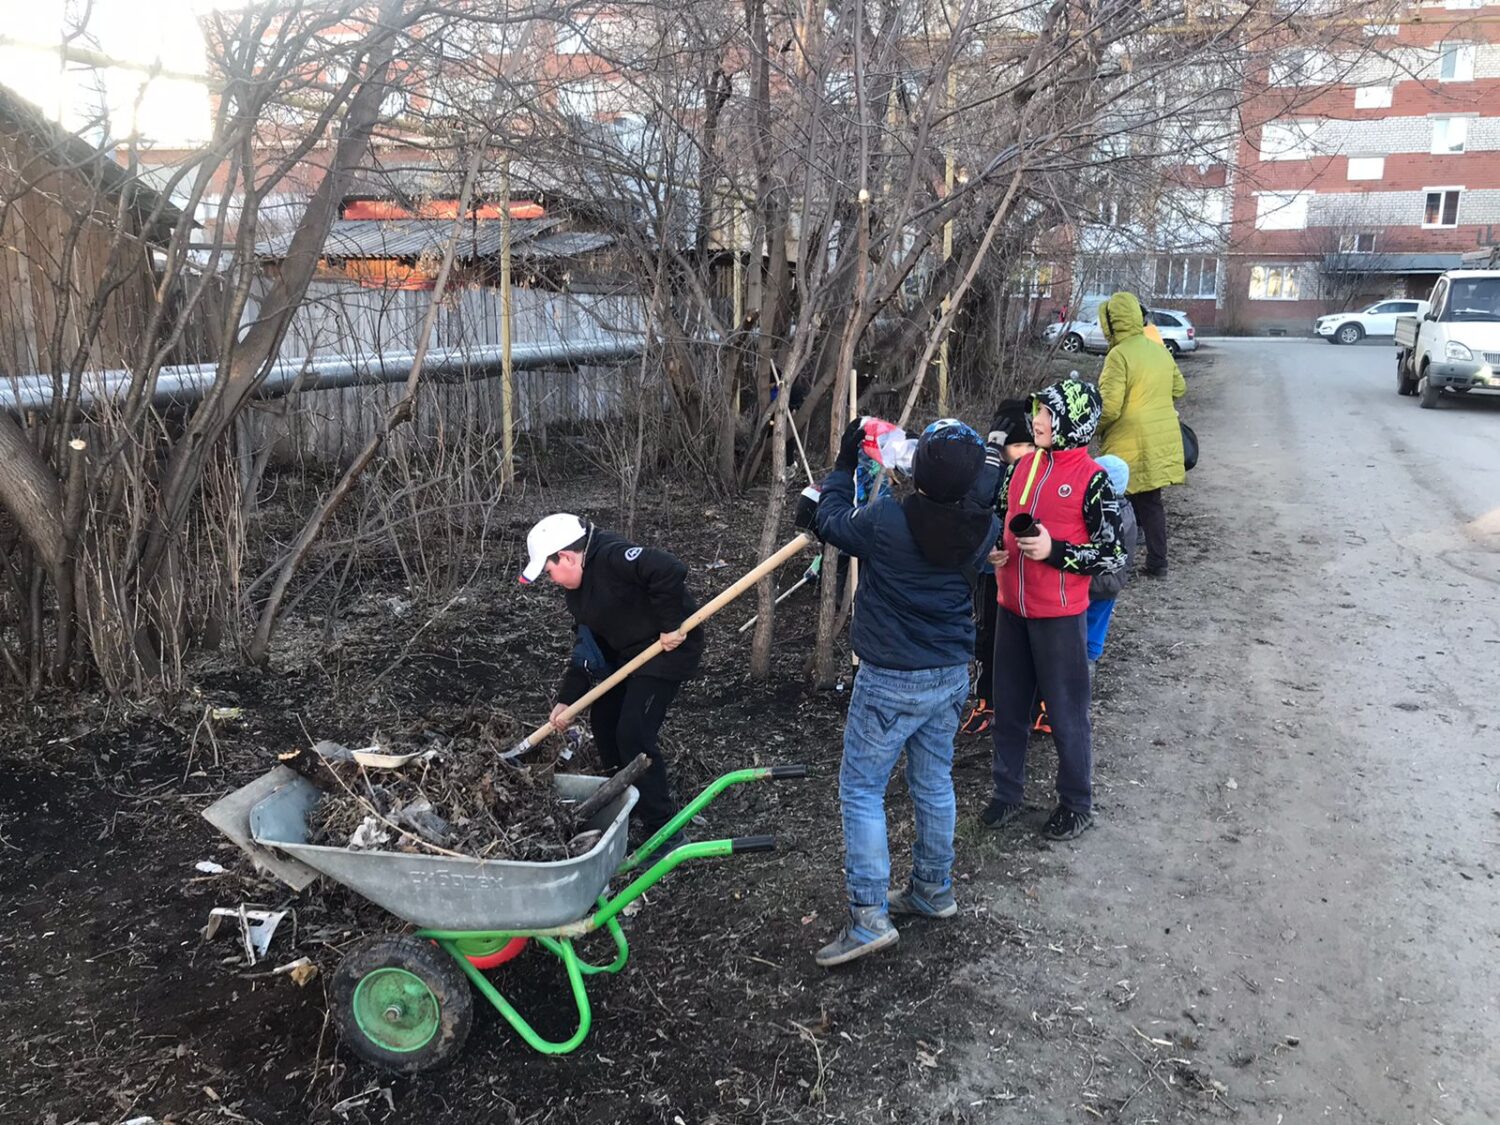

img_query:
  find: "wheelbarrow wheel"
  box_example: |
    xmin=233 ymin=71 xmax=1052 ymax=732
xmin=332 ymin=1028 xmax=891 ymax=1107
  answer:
xmin=330 ymin=936 xmax=473 ymax=1073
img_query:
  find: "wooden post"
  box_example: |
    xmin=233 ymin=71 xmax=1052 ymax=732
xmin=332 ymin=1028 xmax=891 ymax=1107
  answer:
xmin=937 ymin=65 xmax=956 ymax=416
xmin=499 ymin=151 xmax=516 ymax=487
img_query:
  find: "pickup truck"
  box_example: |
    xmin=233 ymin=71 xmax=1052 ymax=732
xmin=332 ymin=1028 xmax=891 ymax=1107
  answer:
xmin=1394 ymin=269 xmax=1500 ymax=408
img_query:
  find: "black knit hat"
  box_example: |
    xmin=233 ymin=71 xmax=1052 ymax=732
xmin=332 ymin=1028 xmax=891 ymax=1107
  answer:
xmin=912 ymin=419 xmax=986 ymax=503
xmin=989 ymin=398 xmax=1031 ymax=447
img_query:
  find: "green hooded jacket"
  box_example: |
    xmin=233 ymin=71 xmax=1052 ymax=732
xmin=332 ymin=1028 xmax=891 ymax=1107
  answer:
xmin=1096 ymin=291 xmax=1187 ymax=493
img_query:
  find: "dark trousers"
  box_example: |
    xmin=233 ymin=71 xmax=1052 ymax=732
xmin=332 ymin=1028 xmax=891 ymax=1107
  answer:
xmin=974 ymin=572 xmax=998 ymax=699
xmin=1132 ymin=488 xmax=1168 ymax=571
xmin=590 ymin=675 xmax=680 ymax=830
xmin=989 ymin=608 xmax=1093 ymax=814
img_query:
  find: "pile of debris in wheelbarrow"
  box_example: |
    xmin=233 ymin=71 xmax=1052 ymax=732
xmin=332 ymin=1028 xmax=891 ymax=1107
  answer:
xmin=271 ymin=707 xmax=640 ymax=863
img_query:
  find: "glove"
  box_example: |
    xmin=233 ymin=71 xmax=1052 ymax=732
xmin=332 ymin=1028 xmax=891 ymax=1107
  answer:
xmin=793 ymin=485 xmax=822 ymax=534
xmin=835 ymin=418 xmax=865 ymax=472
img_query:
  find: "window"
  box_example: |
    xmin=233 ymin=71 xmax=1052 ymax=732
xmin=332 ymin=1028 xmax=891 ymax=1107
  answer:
xmin=1255 ymin=191 xmax=1311 ymax=231
xmin=1269 ymin=49 xmax=1328 ymax=86
xmin=1432 ymin=117 xmax=1469 ymax=154
xmin=554 ymin=21 xmax=588 ymax=53
xmin=1339 ymin=232 xmax=1378 ymax=253
xmin=1154 ymin=255 xmax=1220 ymax=298
xmin=1077 ymin=257 xmax=1153 ymax=296
xmin=1152 ymin=311 xmax=1184 ymax=328
xmin=1249 ymin=265 xmax=1307 ymax=301
xmin=1354 ymin=85 xmax=1393 ymax=109
xmin=1424 ymin=188 xmax=1462 ymax=227
xmin=1260 ymin=120 xmax=1318 ymax=160
xmin=1438 ymin=43 xmax=1475 ymax=82
xmin=1347 ymin=156 xmax=1385 ymax=180
xmin=1445 ymin=0 xmax=1481 ymax=10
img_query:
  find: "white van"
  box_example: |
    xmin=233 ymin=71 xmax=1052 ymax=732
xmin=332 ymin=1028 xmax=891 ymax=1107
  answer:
xmin=1393 ymin=270 xmax=1500 ymax=408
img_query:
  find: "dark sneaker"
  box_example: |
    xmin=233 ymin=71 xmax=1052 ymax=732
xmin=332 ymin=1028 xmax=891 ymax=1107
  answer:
xmin=888 ymin=877 xmax=957 ymax=919
xmin=636 ymin=830 xmax=688 ymax=867
xmin=1040 ymin=806 xmax=1094 ymax=841
xmin=959 ymin=699 xmax=994 ymax=736
xmin=1143 ymin=563 xmax=1168 ymax=578
xmin=980 ymin=799 xmax=1026 ymax=829
xmin=815 ymin=905 xmax=899 ymax=968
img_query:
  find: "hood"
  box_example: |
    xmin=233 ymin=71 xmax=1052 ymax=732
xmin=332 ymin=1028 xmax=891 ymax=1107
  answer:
xmin=1032 ymin=379 xmax=1103 ymax=449
xmin=1099 ymin=291 xmax=1145 ymax=346
xmin=1096 ymin=453 xmax=1130 ymax=494
xmin=901 ymin=492 xmax=995 ymax=571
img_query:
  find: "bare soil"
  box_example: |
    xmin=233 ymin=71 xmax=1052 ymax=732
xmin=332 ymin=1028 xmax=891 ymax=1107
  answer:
xmin=5 ymin=343 xmax=1497 ymax=1124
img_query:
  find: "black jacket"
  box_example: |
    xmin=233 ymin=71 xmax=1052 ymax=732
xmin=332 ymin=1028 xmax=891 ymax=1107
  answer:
xmin=557 ymin=530 xmax=704 ymax=704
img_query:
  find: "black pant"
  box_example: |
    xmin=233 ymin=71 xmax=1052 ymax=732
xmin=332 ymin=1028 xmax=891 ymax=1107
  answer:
xmin=974 ymin=572 xmax=998 ymax=699
xmin=1131 ymin=488 xmax=1168 ymax=572
xmin=590 ymin=674 xmax=680 ymax=831
xmin=989 ymin=608 xmax=1093 ymax=814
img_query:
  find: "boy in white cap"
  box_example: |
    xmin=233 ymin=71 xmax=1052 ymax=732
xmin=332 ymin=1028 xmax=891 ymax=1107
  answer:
xmin=520 ymin=514 xmax=703 ymax=842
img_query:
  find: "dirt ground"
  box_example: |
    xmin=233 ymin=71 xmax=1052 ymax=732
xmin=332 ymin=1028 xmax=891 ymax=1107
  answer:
xmin=3 ymin=341 xmax=1498 ymax=1124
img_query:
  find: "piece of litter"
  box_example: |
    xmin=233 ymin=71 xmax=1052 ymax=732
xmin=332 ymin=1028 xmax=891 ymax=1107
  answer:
xmin=705 ymin=559 xmax=729 ymax=570
xmin=209 ymin=707 xmax=243 ymax=722
xmin=311 ymin=739 xmax=355 ymax=761
xmin=195 ymin=860 xmax=226 ymax=875
xmin=349 ymin=816 xmax=393 ymax=851
xmin=123 ymin=1117 xmax=157 ymax=1125
xmin=1225 ymin=778 xmax=1238 ymax=790
xmin=274 ymin=957 xmax=320 ymax=986
xmin=800 ymin=912 xmax=818 ymax=925
xmin=204 ymin=906 xmax=287 ymax=965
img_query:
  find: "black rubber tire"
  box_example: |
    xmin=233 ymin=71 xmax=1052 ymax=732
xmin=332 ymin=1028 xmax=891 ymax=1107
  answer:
xmin=1336 ymin=323 xmax=1364 ymax=345
xmin=1165 ymin=339 xmax=1180 ymax=357
xmin=1396 ymin=352 xmax=1417 ymax=396
xmin=1419 ymin=375 xmax=1442 ymax=409
xmin=1060 ymin=333 xmax=1084 ymax=353
xmin=330 ymin=936 xmax=474 ymax=1073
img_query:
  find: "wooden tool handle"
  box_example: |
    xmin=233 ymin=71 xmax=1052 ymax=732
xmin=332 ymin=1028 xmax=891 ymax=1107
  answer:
xmin=506 ymin=533 xmax=813 ymax=758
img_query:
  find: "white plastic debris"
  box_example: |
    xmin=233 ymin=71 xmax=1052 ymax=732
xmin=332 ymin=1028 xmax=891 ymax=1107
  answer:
xmin=195 ymin=860 xmax=226 ymax=874
xmin=204 ymin=906 xmax=287 ymax=965
xmin=349 ymin=817 xmax=392 ymax=851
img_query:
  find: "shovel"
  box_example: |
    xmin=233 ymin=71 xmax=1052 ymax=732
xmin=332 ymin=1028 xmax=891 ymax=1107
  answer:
xmin=504 ymin=533 xmax=813 ymax=760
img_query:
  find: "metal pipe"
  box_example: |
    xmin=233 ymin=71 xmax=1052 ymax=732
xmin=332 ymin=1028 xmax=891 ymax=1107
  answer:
xmin=1 ymin=336 xmax=648 ymax=415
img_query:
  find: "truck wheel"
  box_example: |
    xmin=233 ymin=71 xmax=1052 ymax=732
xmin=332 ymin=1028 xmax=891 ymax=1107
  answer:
xmin=1336 ymin=323 xmax=1364 ymax=345
xmin=1396 ymin=352 xmax=1417 ymax=396
xmin=1418 ymin=369 xmax=1442 ymax=410
xmin=331 ymin=936 xmax=474 ymax=1073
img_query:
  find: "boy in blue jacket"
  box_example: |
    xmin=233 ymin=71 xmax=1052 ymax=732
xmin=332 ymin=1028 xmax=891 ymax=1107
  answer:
xmin=811 ymin=419 xmax=999 ymax=967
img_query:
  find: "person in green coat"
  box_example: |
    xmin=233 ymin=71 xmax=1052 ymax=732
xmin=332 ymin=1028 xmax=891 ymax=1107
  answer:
xmin=1095 ymin=291 xmax=1186 ymax=577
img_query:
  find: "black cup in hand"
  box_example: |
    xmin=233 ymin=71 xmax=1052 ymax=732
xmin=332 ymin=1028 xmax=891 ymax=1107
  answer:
xmin=1009 ymin=513 xmax=1039 ymax=538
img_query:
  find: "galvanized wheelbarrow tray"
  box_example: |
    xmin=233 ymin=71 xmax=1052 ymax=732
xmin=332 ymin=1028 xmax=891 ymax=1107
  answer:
xmin=208 ymin=763 xmax=806 ymax=1072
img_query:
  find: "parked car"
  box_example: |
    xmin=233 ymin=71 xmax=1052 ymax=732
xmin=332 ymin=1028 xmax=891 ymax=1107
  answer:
xmin=1315 ymin=298 xmax=1428 ymax=345
xmin=1150 ymin=309 xmax=1198 ymax=357
xmin=1042 ymin=306 xmax=1198 ymax=356
xmin=1394 ymin=270 xmax=1500 ymax=408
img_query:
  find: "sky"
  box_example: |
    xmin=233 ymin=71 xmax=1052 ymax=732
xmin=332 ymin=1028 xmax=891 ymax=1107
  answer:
xmin=0 ymin=0 xmax=215 ymax=146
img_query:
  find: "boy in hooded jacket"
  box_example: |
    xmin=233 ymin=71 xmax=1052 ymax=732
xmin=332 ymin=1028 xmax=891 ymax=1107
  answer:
xmin=981 ymin=380 xmax=1125 ymax=841
xmin=812 ymin=418 xmax=999 ymax=967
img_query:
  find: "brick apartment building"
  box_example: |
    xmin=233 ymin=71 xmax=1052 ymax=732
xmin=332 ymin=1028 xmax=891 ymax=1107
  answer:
xmin=1224 ymin=2 xmax=1500 ymax=333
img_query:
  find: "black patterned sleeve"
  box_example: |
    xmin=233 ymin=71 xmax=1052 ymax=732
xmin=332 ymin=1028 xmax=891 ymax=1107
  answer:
xmin=1044 ymin=470 xmax=1126 ymax=576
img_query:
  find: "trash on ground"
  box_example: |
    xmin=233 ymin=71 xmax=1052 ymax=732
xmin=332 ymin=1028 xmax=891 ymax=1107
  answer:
xmin=203 ymin=905 xmax=287 ymax=965
xmin=194 ymin=860 xmax=226 ymax=874
xmin=273 ymin=957 xmax=319 ymax=986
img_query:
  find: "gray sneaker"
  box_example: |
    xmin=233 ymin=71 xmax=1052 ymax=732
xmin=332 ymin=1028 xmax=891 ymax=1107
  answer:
xmin=814 ymin=905 xmax=899 ymax=968
xmin=888 ymin=877 xmax=957 ymax=919
xmin=980 ymin=799 xmax=1026 ymax=829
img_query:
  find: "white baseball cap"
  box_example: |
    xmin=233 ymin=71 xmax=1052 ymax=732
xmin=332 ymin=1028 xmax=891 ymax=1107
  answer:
xmin=519 ymin=513 xmax=589 ymax=583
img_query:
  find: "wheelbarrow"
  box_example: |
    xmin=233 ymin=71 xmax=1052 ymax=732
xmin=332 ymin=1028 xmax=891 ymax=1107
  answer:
xmin=207 ymin=762 xmax=807 ymax=1071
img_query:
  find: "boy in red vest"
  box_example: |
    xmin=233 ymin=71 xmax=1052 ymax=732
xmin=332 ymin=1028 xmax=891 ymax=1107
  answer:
xmin=981 ymin=379 xmax=1125 ymax=840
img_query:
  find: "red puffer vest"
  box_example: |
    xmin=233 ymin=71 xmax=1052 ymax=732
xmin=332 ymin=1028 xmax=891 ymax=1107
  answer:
xmin=997 ymin=448 xmax=1101 ymax=619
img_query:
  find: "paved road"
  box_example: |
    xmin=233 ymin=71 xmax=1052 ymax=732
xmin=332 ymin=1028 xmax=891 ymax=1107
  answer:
xmin=972 ymin=338 xmax=1500 ymax=1122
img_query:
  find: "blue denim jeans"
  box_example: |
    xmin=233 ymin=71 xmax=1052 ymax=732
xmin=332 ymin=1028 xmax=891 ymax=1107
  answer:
xmin=840 ymin=661 xmax=970 ymax=907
